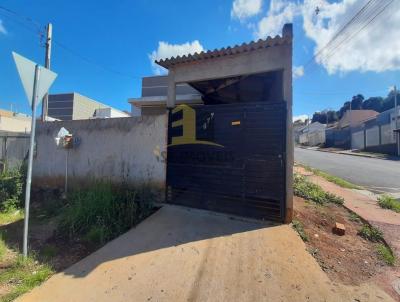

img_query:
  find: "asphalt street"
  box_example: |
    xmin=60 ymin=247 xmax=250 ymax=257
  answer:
xmin=294 ymin=147 xmax=400 ymax=196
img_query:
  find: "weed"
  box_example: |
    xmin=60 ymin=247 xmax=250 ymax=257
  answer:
xmin=40 ymin=245 xmax=58 ymax=260
xmin=0 ymin=255 xmax=54 ymax=302
xmin=358 ymin=224 xmax=383 ymax=242
xmin=294 ymin=174 xmax=344 ymax=205
xmin=292 ymin=219 xmax=308 ymax=242
xmin=301 ymin=165 xmax=360 ymax=190
xmin=376 ymin=244 xmax=396 ymax=266
xmin=348 ymin=212 xmax=361 ymax=223
xmin=0 ymin=235 xmax=7 ymax=262
xmin=0 ymin=166 xmax=25 ymax=213
xmin=0 ymin=209 xmax=23 ymax=225
xmin=377 ymin=194 xmax=400 ymax=213
xmin=58 ymin=183 xmax=155 ymax=246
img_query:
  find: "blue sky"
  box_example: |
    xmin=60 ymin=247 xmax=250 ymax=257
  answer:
xmin=0 ymin=0 xmax=398 ymax=119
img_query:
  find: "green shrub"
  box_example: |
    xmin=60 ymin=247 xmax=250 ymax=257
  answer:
xmin=376 ymin=244 xmax=396 ymax=266
xmin=377 ymin=194 xmax=400 ymax=213
xmin=292 ymin=219 xmax=308 ymax=242
xmin=294 ymin=174 xmax=344 ymax=205
xmin=358 ymin=224 xmax=383 ymax=242
xmin=40 ymin=245 xmax=58 ymax=260
xmin=0 ymin=166 xmax=25 ymax=212
xmin=348 ymin=212 xmax=361 ymax=223
xmin=58 ymin=183 xmax=155 ymax=245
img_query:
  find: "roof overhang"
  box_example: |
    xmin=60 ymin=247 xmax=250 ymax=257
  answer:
xmin=156 ymin=32 xmax=292 ymax=70
xmin=129 ymin=94 xmax=202 ymax=108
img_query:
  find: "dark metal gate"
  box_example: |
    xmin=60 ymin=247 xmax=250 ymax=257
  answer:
xmin=166 ymin=102 xmax=286 ymax=221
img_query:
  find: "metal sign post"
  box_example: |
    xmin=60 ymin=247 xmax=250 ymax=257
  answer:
xmin=12 ymin=52 xmax=57 ymax=257
xmin=23 ymin=65 xmax=40 ymax=257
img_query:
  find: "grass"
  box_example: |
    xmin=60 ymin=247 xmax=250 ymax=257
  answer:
xmin=377 ymin=194 xmax=400 ymax=213
xmin=292 ymin=219 xmax=308 ymax=242
xmin=300 ymin=165 xmax=361 ymax=190
xmin=376 ymin=244 xmax=396 ymax=266
xmin=348 ymin=212 xmax=362 ymax=223
xmin=0 ymin=210 xmax=23 ymax=226
xmin=358 ymin=224 xmax=384 ymax=242
xmin=294 ymin=174 xmax=344 ymax=205
xmin=0 ymin=255 xmax=54 ymax=302
xmin=59 ymin=183 xmax=155 ymax=247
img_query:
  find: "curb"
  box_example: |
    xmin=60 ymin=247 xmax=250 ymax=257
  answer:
xmin=297 ymin=146 xmax=398 ymax=161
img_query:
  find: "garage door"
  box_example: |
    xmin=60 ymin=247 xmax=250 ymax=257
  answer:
xmin=166 ymin=102 xmax=286 ymax=221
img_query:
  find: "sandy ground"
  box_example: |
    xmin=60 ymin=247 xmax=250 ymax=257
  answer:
xmin=16 ymin=205 xmax=393 ymax=302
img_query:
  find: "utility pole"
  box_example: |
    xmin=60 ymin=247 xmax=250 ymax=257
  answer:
xmin=395 ymin=85 xmax=398 ymax=129
xmin=349 ymin=101 xmax=353 ymax=150
xmin=41 ymin=23 xmax=52 ymax=122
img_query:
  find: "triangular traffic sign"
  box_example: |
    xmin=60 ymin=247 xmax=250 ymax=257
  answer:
xmin=12 ymin=52 xmax=57 ymax=107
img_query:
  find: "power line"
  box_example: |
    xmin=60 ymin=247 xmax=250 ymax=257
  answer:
xmin=303 ymin=0 xmax=377 ymax=69
xmin=301 ymin=0 xmax=394 ymax=77
xmin=319 ymin=0 xmax=395 ymax=64
xmin=0 ymin=5 xmax=143 ymax=80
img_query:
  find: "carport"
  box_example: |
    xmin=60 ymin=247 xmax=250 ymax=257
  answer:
xmin=156 ymin=24 xmax=293 ymax=222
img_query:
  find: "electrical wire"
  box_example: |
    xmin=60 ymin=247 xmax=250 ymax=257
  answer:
xmin=0 ymin=5 xmax=143 ymax=80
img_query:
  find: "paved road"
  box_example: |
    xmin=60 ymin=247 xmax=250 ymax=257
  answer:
xmin=295 ymin=147 xmax=400 ymax=196
xmin=16 ymin=205 xmax=391 ymax=302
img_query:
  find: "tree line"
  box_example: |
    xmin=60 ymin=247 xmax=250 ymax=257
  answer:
xmin=311 ymin=90 xmax=400 ymax=124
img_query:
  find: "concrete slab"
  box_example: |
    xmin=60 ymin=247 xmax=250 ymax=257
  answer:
xmin=17 ymin=205 xmax=393 ymax=302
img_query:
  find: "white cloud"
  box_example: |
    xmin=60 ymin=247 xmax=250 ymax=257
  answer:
xmin=301 ymin=0 xmax=400 ymax=74
xmin=255 ymin=0 xmax=298 ymax=38
xmin=0 ymin=20 xmax=7 ymax=35
xmin=231 ymin=0 xmax=263 ymax=21
xmin=239 ymin=0 xmax=400 ymax=74
xmin=293 ymin=65 xmax=304 ymax=78
xmin=293 ymin=114 xmax=308 ymax=122
xmin=149 ymin=40 xmax=205 ymax=75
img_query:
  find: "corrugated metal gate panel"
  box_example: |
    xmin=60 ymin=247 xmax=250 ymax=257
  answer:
xmin=166 ymin=102 xmax=286 ymax=221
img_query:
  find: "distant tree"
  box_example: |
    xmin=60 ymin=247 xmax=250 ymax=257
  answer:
xmin=382 ymin=89 xmax=400 ymax=112
xmin=351 ymin=94 xmax=364 ymax=110
xmin=362 ymin=96 xmax=384 ymax=112
xmin=326 ymin=110 xmax=338 ymax=124
xmin=338 ymin=101 xmax=351 ymax=119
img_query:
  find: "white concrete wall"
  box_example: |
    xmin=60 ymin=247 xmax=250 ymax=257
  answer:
xmin=352 ymin=131 xmax=365 ymax=150
xmin=33 ymin=115 xmax=167 ymax=191
xmin=0 ymin=116 xmax=31 ymax=133
xmin=366 ymin=126 xmax=380 ymax=147
xmin=381 ymin=124 xmax=395 ymax=145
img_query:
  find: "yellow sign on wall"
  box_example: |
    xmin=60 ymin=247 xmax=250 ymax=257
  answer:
xmin=169 ymin=104 xmax=223 ymax=147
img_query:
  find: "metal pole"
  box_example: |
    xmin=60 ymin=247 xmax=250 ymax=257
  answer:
xmin=23 ymin=65 xmax=40 ymax=258
xmin=395 ymin=85 xmax=398 ymax=129
xmin=349 ymin=101 xmax=353 ymax=150
xmin=41 ymin=23 xmax=52 ymax=122
xmin=65 ymin=149 xmax=68 ymax=194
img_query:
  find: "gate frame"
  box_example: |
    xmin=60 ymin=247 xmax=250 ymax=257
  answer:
xmin=157 ymin=24 xmax=293 ymax=223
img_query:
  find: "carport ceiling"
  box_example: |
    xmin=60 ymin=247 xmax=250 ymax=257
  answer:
xmin=189 ymin=70 xmax=283 ymax=105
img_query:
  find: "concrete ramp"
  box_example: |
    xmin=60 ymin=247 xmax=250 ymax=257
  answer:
xmin=17 ymin=205 xmax=393 ymax=302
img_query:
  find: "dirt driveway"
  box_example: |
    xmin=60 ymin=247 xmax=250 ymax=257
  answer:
xmin=17 ymin=205 xmax=393 ymax=302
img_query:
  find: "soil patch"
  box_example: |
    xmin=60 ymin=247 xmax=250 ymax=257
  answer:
xmin=294 ymin=196 xmax=387 ymax=285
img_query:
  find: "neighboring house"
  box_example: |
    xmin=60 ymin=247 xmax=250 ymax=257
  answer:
xmin=298 ymin=122 xmax=326 ymax=146
xmin=0 ymin=109 xmax=31 ymax=133
xmin=48 ymin=93 xmax=130 ymax=120
xmin=350 ymin=107 xmax=400 ymax=155
xmin=128 ymin=75 xmax=202 ymax=116
xmin=337 ymin=110 xmax=379 ymax=129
